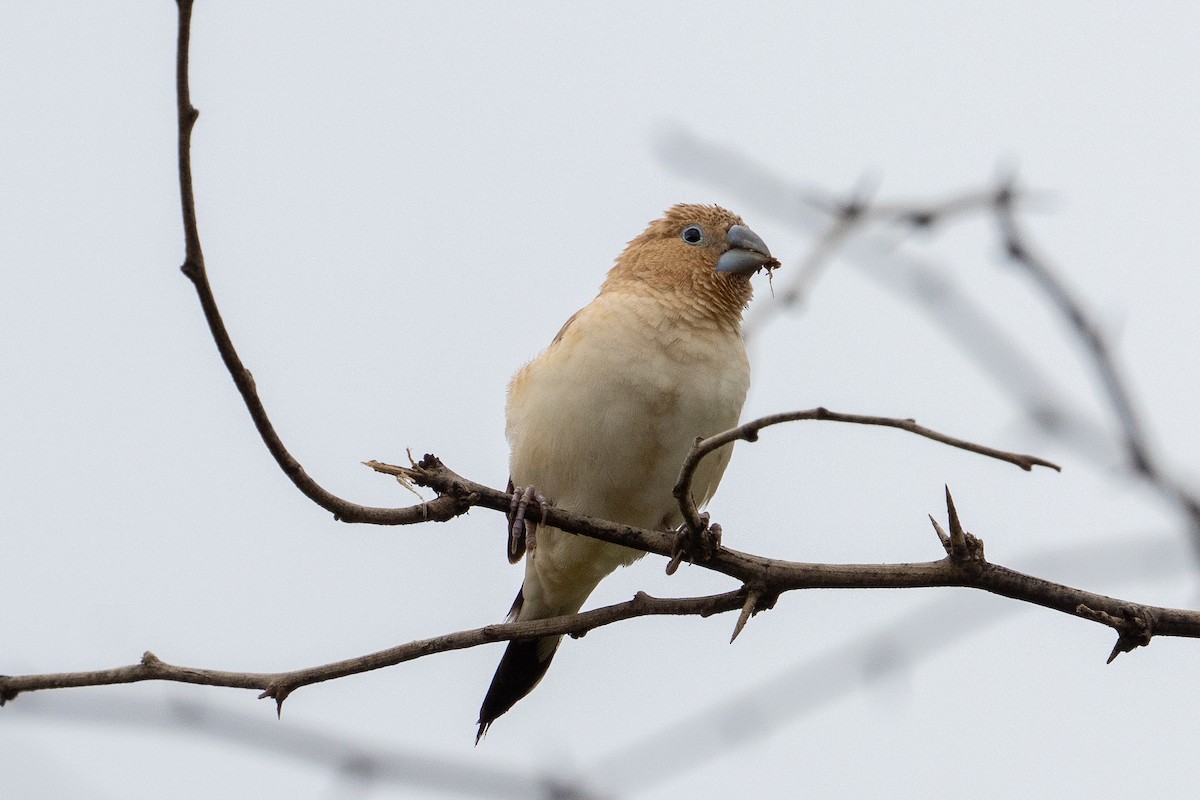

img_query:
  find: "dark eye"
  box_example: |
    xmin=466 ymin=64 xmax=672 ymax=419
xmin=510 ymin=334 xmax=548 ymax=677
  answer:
xmin=681 ymin=225 xmax=703 ymax=245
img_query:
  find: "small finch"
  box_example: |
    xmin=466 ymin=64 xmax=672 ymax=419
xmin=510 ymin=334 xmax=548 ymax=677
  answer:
xmin=478 ymin=204 xmax=776 ymax=740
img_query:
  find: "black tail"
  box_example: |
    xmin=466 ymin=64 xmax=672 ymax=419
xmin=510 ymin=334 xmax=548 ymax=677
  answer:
xmin=476 ymin=634 xmax=560 ymax=742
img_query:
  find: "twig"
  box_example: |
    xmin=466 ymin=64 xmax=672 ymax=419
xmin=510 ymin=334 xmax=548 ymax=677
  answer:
xmin=662 ymin=132 xmax=1199 ymax=534
xmin=672 ymin=407 xmax=1060 ymax=539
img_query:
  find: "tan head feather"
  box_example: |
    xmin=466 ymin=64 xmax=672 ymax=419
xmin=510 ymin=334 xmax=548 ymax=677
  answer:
xmin=602 ymin=204 xmax=773 ymax=328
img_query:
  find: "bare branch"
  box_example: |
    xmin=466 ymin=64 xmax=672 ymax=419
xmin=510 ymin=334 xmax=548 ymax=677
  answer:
xmin=10 ymin=533 xmax=1187 ymax=798
xmin=0 ymin=591 xmax=744 ymax=706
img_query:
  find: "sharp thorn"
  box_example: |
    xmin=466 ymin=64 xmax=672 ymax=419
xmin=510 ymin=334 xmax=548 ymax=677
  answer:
xmin=730 ymin=590 xmax=761 ymax=643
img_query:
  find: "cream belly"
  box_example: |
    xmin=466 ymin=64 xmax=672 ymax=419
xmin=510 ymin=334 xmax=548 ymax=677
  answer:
xmin=506 ymin=290 xmax=749 ymax=618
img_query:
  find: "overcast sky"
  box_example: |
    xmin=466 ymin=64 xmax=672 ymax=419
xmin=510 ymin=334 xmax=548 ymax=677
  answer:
xmin=3 ymin=2 xmax=1200 ymax=798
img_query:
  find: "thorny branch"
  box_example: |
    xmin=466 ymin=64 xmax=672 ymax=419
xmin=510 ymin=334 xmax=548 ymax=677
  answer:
xmin=5 ymin=487 xmax=1200 ymax=705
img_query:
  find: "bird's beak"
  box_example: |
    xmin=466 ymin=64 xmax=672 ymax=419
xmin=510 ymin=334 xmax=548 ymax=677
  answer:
xmin=716 ymin=224 xmax=777 ymax=275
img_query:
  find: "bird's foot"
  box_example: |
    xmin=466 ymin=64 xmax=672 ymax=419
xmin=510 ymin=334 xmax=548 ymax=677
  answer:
xmin=509 ymin=485 xmax=549 ymax=555
xmin=667 ymin=512 xmax=722 ymax=575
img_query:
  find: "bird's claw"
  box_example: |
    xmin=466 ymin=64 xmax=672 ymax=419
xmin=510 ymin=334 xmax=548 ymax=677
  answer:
xmin=667 ymin=512 xmax=722 ymax=575
xmin=509 ymin=485 xmax=549 ymax=555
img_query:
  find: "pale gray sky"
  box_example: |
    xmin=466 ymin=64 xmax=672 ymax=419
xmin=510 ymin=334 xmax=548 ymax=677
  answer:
xmin=3 ymin=2 xmax=1200 ymax=798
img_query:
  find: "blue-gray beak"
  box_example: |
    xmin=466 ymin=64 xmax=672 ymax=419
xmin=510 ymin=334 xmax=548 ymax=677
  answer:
xmin=716 ymin=224 xmax=774 ymax=275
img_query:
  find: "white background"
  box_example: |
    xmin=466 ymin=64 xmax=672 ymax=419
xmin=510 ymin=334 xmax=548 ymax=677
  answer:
xmin=3 ymin=2 xmax=1199 ymax=798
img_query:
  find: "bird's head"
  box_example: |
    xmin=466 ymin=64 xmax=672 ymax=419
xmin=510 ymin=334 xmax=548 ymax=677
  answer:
xmin=605 ymin=204 xmax=779 ymax=326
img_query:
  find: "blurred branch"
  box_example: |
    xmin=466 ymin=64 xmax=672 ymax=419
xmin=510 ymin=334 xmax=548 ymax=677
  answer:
xmin=994 ymin=188 xmax=1147 ymax=463
xmin=742 ymin=181 xmax=867 ymax=335
xmin=9 ymin=694 xmax=593 ymax=800
xmin=661 ymin=128 xmax=1200 ymax=544
xmin=994 ymin=188 xmax=1200 ymax=550
xmin=743 ymin=178 xmax=1033 ymax=338
xmin=658 ymin=130 xmax=1117 ymax=460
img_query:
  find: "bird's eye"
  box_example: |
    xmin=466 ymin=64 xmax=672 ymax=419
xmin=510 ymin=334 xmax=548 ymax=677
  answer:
xmin=681 ymin=225 xmax=703 ymax=245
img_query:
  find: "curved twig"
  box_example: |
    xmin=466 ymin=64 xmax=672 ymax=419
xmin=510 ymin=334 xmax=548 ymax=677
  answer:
xmin=672 ymin=407 xmax=1061 ymax=537
xmin=172 ymin=0 xmax=461 ymax=527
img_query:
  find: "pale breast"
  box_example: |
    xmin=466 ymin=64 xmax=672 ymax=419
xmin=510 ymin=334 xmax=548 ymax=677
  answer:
xmin=506 ymin=291 xmax=750 ymax=531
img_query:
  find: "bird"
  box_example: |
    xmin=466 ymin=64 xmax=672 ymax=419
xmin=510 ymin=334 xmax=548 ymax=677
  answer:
xmin=477 ymin=203 xmax=777 ymax=741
